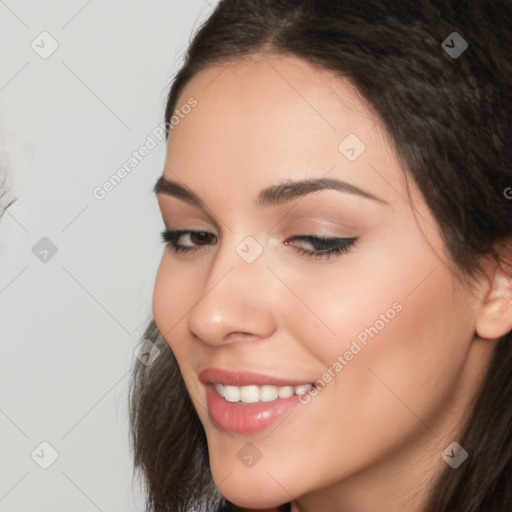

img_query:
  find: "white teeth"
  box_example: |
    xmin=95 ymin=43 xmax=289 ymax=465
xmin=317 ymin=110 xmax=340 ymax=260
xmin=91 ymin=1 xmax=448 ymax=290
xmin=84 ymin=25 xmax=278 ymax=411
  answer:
xmin=239 ymin=385 xmax=260 ymax=403
xmin=278 ymin=386 xmax=295 ymax=398
xmin=213 ymin=382 xmax=314 ymax=403
xmin=223 ymin=385 xmax=240 ymax=402
xmin=214 ymin=382 xmax=224 ymax=396
xmin=294 ymin=385 xmax=311 ymax=395
xmin=260 ymin=385 xmax=278 ymax=402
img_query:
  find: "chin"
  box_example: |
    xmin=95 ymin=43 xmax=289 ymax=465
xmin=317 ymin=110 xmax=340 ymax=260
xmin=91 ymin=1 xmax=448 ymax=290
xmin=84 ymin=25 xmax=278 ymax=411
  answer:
xmin=210 ymin=462 xmax=289 ymax=509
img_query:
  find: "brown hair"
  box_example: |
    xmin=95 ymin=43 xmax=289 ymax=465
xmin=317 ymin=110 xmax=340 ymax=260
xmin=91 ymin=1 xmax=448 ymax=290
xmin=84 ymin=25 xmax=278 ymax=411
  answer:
xmin=129 ymin=1 xmax=512 ymax=510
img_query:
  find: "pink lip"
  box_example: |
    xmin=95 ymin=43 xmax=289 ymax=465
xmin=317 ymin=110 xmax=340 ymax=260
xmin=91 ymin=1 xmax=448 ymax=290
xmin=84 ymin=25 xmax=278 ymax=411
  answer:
xmin=198 ymin=367 xmax=314 ymax=387
xmin=199 ymin=368 xmax=316 ymax=433
xmin=205 ymin=383 xmax=304 ymax=433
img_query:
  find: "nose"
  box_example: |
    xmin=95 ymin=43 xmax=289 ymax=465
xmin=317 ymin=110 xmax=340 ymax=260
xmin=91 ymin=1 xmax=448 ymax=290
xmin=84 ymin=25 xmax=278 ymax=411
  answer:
xmin=187 ymin=236 xmax=277 ymax=346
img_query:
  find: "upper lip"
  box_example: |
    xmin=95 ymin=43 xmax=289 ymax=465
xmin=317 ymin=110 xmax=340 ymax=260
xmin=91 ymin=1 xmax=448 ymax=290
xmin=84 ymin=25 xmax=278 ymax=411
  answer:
xmin=198 ymin=367 xmax=314 ymax=387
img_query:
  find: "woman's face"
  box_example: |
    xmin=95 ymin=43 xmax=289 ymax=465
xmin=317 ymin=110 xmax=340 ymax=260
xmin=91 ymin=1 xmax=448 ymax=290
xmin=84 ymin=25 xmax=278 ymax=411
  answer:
xmin=153 ymin=55 xmax=494 ymax=510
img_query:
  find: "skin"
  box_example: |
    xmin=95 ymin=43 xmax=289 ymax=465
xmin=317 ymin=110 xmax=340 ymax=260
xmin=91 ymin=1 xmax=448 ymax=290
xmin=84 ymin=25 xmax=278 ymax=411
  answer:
xmin=152 ymin=54 xmax=511 ymax=512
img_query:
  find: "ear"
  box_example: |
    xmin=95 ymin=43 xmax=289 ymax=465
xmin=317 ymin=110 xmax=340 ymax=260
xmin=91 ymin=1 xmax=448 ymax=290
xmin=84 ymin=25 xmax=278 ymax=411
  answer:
xmin=475 ymin=242 xmax=512 ymax=341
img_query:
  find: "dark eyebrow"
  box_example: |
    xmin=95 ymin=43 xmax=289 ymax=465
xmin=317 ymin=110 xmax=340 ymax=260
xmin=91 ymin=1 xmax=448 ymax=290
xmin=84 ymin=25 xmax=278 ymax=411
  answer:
xmin=153 ymin=175 xmax=386 ymax=208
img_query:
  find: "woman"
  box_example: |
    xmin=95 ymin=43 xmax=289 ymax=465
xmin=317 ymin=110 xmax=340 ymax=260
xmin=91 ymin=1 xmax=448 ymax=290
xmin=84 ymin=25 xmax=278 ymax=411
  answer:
xmin=129 ymin=1 xmax=512 ymax=511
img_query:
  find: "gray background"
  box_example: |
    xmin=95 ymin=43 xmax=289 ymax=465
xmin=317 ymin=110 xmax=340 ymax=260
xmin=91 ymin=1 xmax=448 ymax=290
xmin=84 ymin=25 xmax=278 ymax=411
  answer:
xmin=0 ymin=1 xmax=219 ymax=510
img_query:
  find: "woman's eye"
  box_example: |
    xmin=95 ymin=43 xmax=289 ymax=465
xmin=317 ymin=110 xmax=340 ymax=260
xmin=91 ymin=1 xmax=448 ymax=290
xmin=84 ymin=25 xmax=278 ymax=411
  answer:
xmin=160 ymin=230 xmax=358 ymax=260
xmin=284 ymin=235 xmax=358 ymax=259
xmin=160 ymin=230 xmax=216 ymax=254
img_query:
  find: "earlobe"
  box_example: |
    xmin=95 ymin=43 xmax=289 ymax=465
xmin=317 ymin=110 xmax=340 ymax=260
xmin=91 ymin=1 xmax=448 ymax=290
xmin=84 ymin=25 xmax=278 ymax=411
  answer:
xmin=475 ymin=261 xmax=512 ymax=341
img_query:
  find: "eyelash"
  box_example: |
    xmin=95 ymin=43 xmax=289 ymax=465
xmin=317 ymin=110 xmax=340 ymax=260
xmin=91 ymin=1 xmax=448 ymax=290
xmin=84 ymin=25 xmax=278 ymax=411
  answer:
xmin=160 ymin=229 xmax=358 ymax=260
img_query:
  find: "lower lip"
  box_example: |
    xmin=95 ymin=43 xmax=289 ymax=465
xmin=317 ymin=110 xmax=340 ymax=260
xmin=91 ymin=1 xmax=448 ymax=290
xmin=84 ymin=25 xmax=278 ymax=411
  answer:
xmin=205 ymin=384 xmax=306 ymax=433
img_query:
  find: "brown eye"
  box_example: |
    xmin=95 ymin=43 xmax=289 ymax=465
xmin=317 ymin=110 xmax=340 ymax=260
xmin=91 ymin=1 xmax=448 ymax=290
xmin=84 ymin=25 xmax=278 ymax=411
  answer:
xmin=160 ymin=230 xmax=217 ymax=253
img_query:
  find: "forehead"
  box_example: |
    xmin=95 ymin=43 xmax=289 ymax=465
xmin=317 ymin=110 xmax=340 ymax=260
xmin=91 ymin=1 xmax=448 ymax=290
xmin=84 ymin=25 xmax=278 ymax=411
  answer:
xmin=165 ymin=54 xmax=409 ymax=207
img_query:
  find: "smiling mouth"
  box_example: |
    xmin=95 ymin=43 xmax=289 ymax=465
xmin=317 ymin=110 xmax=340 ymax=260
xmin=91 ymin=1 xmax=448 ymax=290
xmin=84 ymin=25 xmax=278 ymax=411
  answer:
xmin=213 ymin=382 xmax=316 ymax=403
xmin=205 ymin=380 xmax=316 ymax=433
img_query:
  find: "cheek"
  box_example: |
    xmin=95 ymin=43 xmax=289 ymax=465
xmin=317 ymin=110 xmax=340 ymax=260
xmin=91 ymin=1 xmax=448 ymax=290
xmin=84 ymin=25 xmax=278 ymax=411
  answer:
xmin=283 ymin=231 xmax=460 ymax=375
xmin=239 ymin=256 xmax=470 ymax=495
xmin=351 ymin=265 xmax=469 ymax=413
xmin=280 ymin=241 xmax=470 ymax=436
xmin=152 ymin=257 xmax=174 ymax=337
xmin=152 ymin=257 xmax=206 ymax=398
xmin=323 ymin=265 xmax=467 ymax=437
xmin=152 ymin=256 xmax=195 ymax=350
